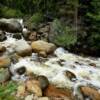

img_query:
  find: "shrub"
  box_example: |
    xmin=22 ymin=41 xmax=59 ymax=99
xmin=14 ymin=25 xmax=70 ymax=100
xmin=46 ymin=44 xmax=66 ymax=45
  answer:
xmin=29 ymin=12 xmax=44 ymax=24
xmin=25 ymin=12 xmax=44 ymax=30
xmin=87 ymin=32 xmax=100 ymax=49
xmin=49 ymin=19 xmax=77 ymax=48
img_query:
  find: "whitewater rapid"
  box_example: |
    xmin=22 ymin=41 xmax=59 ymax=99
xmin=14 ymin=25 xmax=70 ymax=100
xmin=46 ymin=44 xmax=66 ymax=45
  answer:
xmin=0 ymin=20 xmax=100 ymax=99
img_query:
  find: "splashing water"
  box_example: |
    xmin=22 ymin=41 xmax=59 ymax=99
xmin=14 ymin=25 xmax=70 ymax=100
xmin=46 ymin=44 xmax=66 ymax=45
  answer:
xmin=0 ymin=20 xmax=100 ymax=99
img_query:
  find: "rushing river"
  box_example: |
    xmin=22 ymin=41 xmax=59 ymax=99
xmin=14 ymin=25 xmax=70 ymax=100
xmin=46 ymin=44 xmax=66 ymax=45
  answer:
xmin=0 ymin=19 xmax=100 ymax=100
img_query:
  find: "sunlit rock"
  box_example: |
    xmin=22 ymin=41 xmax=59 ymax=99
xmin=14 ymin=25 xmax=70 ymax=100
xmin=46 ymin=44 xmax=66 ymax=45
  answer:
xmin=80 ymin=86 xmax=100 ymax=100
xmin=43 ymin=84 xmax=74 ymax=99
xmin=31 ymin=40 xmax=56 ymax=57
xmin=15 ymin=40 xmax=32 ymax=57
xmin=0 ymin=44 xmax=6 ymax=53
xmin=17 ymin=84 xmax=26 ymax=96
xmin=0 ymin=57 xmax=11 ymax=68
xmin=26 ymin=80 xmax=42 ymax=96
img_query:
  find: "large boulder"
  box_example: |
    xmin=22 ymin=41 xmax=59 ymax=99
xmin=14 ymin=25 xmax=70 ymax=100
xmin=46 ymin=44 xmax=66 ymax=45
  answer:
xmin=0 ymin=18 xmax=23 ymax=33
xmin=31 ymin=40 xmax=56 ymax=57
xmin=15 ymin=40 xmax=32 ymax=57
xmin=44 ymin=84 xmax=74 ymax=100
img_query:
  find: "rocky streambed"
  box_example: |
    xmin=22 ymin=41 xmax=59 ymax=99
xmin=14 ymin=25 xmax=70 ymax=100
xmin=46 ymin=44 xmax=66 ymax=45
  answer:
xmin=0 ymin=18 xmax=100 ymax=100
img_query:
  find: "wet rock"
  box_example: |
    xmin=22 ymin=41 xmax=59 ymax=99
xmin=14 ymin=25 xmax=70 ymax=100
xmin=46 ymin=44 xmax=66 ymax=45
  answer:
xmin=0 ymin=30 xmax=7 ymax=41
xmin=75 ymin=61 xmax=82 ymax=65
xmin=38 ymin=75 xmax=49 ymax=90
xmin=36 ymin=33 xmax=41 ymax=40
xmin=39 ymin=51 xmax=47 ymax=57
xmin=65 ymin=70 xmax=76 ymax=81
xmin=26 ymin=80 xmax=42 ymax=96
xmin=10 ymin=54 xmax=20 ymax=64
xmin=28 ymin=31 xmax=37 ymax=41
xmin=44 ymin=85 xmax=74 ymax=99
xmin=22 ymin=28 xmax=30 ymax=40
xmin=15 ymin=40 xmax=32 ymax=57
xmin=89 ymin=63 xmax=96 ymax=67
xmin=38 ymin=25 xmax=50 ymax=33
xmin=31 ymin=40 xmax=56 ymax=57
xmin=13 ymin=33 xmax=22 ymax=39
xmin=39 ymin=32 xmax=48 ymax=41
xmin=0 ymin=44 xmax=6 ymax=53
xmin=16 ymin=66 xmax=26 ymax=75
xmin=57 ymin=59 xmax=65 ymax=66
xmin=38 ymin=25 xmax=49 ymax=41
xmin=80 ymin=86 xmax=100 ymax=100
xmin=0 ymin=68 xmax=11 ymax=83
xmin=0 ymin=57 xmax=11 ymax=68
xmin=0 ymin=18 xmax=22 ymax=33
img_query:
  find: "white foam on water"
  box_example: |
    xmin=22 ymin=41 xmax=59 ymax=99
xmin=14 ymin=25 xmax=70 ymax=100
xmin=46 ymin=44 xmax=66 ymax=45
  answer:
xmin=9 ymin=48 xmax=100 ymax=89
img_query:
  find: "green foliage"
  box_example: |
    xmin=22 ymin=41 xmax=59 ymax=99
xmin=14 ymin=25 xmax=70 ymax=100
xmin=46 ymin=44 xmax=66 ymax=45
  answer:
xmin=88 ymin=32 xmax=100 ymax=48
xmin=86 ymin=13 xmax=100 ymax=21
xmin=32 ymin=0 xmax=58 ymax=15
xmin=0 ymin=81 xmax=17 ymax=100
xmin=0 ymin=0 xmax=59 ymax=17
xmin=0 ymin=6 xmax=23 ymax=18
xmin=0 ymin=0 xmax=34 ymax=14
xmin=29 ymin=13 xmax=44 ymax=24
xmin=51 ymin=19 xmax=77 ymax=47
xmin=85 ymin=0 xmax=100 ymax=51
xmin=91 ymin=0 xmax=100 ymax=13
xmin=26 ymin=12 xmax=44 ymax=29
